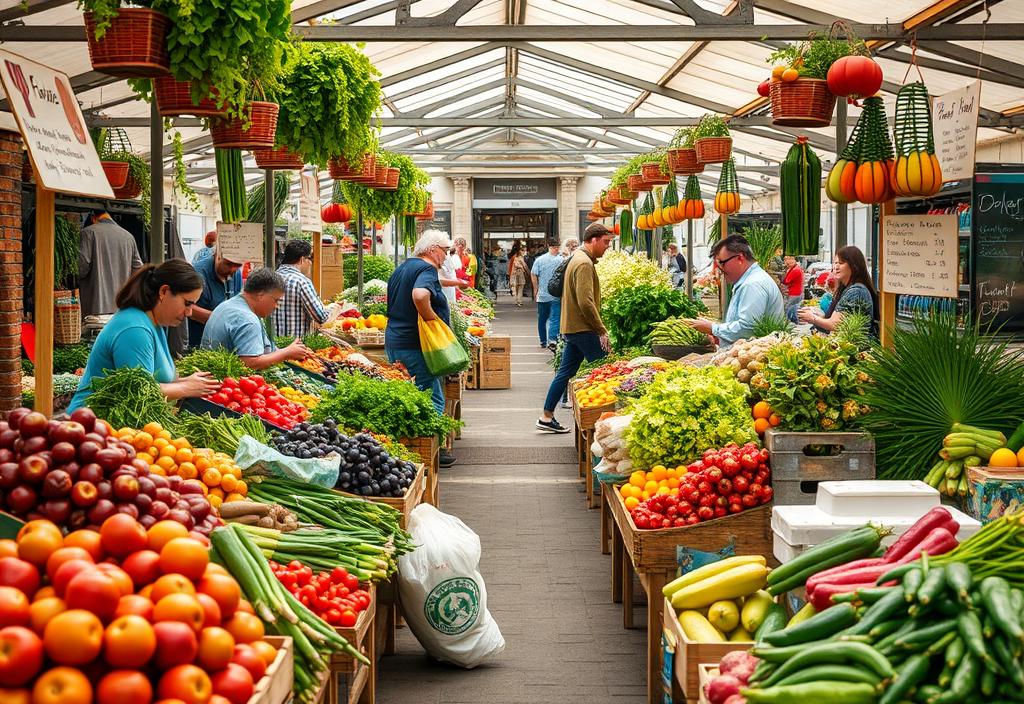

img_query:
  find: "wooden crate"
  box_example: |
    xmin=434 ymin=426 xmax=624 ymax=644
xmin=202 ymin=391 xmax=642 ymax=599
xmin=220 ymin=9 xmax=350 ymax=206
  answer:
xmin=697 ymin=665 xmax=720 ymax=704
xmin=335 ymin=464 xmax=425 ymax=530
xmin=664 ymin=597 xmax=753 ymax=700
xmin=765 ymin=429 xmax=875 ymax=505
xmin=481 ymin=335 xmax=511 ymax=355
xmin=573 ymin=396 xmax=616 ymax=433
xmin=465 ymin=346 xmax=480 ymax=389
xmin=335 ymin=662 xmax=373 ymax=704
xmin=329 ymin=584 xmax=376 ymax=704
xmin=374 ymin=577 xmax=398 ymax=660
xmin=314 ymin=668 xmax=332 ymax=704
xmin=399 ymin=435 xmax=439 ymax=506
xmin=248 ymin=636 xmax=294 ymax=704
xmin=481 ymin=350 xmax=510 ymax=372
xmin=479 ymin=368 xmax=511 ymax=389
xmin=443 ymin=373 xmax=464 ymax=401
xmin=354 ymin=328 xmax=386 ymax=349
xmin=443 ymin=399 xmax=461 ymax=450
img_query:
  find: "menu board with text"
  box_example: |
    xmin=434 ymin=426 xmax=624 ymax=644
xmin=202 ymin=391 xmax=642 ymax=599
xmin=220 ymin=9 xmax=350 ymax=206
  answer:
xmin=881 ymin=214 xmax=958 ymax=298
xmin=299 ymin=173 xmax=320 ymax=232
xmin=933 ymin=81 xmax=981 ymax=184
xmin=973 ymin=173 xmax=1024 ymax=333
xmin=216 ymin=222 xmax=264 ymax=267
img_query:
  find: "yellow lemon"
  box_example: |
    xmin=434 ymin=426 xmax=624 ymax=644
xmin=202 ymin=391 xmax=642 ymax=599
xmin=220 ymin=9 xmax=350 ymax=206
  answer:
xmin=989 ymin=448 xmax=1019 ymax=468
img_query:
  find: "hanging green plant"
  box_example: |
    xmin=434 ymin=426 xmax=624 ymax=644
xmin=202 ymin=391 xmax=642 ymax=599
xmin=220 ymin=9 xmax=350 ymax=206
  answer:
xmin=766 ymin=33 xmax=865 ymax=80
xmin=94 ymin=127 xmax=151 ymax=223
xmin=341 ymin=152 xmax=430 ymax=224
xmin=169 ymin=131 xmax=201 ymax=212
xmin=669 ymin=126 xmax=696 ymax=149
xmin=692 ymin=115 xmax=730 ymax=140
xmin=610 ymin=153 xmax=648 ymax=188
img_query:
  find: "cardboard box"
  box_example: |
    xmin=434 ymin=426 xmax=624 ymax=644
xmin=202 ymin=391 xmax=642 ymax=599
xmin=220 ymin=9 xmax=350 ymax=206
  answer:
xmin=479 ymin=368 xmax=510 ymax=389
xmin=321 ymin=265 xmax=345 ymax=301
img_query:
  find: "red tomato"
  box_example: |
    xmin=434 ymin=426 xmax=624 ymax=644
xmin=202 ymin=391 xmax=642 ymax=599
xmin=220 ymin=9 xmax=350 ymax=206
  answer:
xmin=338 ymin=610 xmax=357 ymax=628
xmin=0 ymin=626 xmax=43 ymax=687
xmin=97 ymin=670 xmax=153 ymax=704
xmin=65 ymin=570 xmax=120 ymax=621
xmin=157 ymin=664 xmax=212 ymax=704
xmin=99 ymin=514 xmax=147 ymax=558
xmin=120 ymin=550 xmax=162 ymax=590
xmin=115 ymin=595 xmax=154 ymax=622
xmin=44 ymin=548 xmax=93 ymax=583
xmin=210 ymin=663 xmax=254 ymax=704
xmin=0 ymin=558 xmax=40 ymax=597
xmin=153 ymin=621 xmax=198 ymax=670
xmin=230 ymin=643 xmax=266 ymax=681
xmin=0 ymin=587 xmax=29 ymax=628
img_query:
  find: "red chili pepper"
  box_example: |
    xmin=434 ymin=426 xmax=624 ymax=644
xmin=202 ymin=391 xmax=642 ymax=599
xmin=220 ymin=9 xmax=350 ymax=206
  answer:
xmin=899 ymin=526 xmax=959 ymax=562
xmin=808 ymin=581 xmax=878 ymax=611
xmin=883 ymin=506 xmax=954 ymax=562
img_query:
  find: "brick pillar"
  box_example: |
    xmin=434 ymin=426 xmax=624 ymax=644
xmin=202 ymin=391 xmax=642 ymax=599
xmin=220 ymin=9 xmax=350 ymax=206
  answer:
xmin=0 ymin=131 xmax=22 ymax=411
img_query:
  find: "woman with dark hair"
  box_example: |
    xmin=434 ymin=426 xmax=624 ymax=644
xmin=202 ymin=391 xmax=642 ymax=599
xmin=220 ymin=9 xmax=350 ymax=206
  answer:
xmin=68 ymin=259 xmax=221 ymax=411
xmin=507 ymin=241 xmax=528 ymax=307
xmin=798 ymin=245 xmax=878 ymax=337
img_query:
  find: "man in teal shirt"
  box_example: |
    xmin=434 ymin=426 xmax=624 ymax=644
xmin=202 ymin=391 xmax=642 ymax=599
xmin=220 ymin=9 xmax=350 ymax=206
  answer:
xmin=684 ymin=235 xmax=784 ymax=348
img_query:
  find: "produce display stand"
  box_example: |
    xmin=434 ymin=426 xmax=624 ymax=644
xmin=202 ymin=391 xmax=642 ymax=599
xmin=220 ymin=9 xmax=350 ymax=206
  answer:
xmin=375 ymin=577 xmax=399 ymax=660
xmin=336 ymin=463 xmax=425 ymax=530
xmin=443 ymin=373 xmax=463 ymax=449
xmin=284 ymin=361 xmax=338 ymax=389
xmin=443 ymin=398 xmax=461 ymax=450
xmin=465 ymin=345 xmax=480 ymax=389
xmin=329 ymin=583 xmax=377 ymax=704
xmin=400 ymin=435 xmax=439 ymax=506
xmin=606 ymin=489 xmax=773 ymax=704
xmin=179 ymin=397 xmax=288 ymax=434
xmin=573 ymin=383 xmax=614 ymax=509
xmin=248 ymin=636 xmax=294 ymax=704
xmin=663 ymin=598 xmax=752 ymax=702
xmin=314 ymin=668 xmax=333 ymax=704
xmin=765 ymin=429 xmax=875 ymax=505
xmin=354 ymin=328 xmax=386 ymax=349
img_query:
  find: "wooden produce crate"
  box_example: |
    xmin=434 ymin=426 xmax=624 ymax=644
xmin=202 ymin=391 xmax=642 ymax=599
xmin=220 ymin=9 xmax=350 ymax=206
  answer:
xmin=664 ymin=598 xmax=753 ymax=701
xmin=248 ymin=636 xmax=294 ymax=704
xmin=399 ymin=435 xmax=439 ymax=506
xmin=607 ymin=489 xmax=773 ymax=704
xmin=313 ymin=668 xmax=332 ymax=704
xmin=443 ymin=373 xmax=464 ymax=401
xmin=354 ymin=328 xmax=386 ymax=349
xmin=572 ymin=382 xmax=616 ymax=432
xmin=479 ymin=368 xmax=511 ymax=389
xmin=465 ymin=346 xmax=480 ymax=389
xmin=481 ymin=335 xmax=511 ymax=356
xmin=765 ymin=429 xmax=875 ymax=505
xmin=330 ymin=583 xmax=377 ymax=704
xmin=697 ymin=665 xmax=720 ymax=704
xmin=336 ymin=464 xmax=425 ymax=530
xmin=443 ymin=399 xmax=461 ymax=450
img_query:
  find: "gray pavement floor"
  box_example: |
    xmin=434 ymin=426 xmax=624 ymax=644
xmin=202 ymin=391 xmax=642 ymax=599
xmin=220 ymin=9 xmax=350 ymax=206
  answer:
xmin=376 ymin=297 xmax=648 ymax=704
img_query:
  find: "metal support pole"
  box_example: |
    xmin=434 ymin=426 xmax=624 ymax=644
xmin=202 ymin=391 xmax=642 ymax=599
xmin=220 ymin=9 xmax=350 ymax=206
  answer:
xmin=835 ymin=99 xmax=848 ymax=251
xmin=149 ymin=101 xmax=165 ymax=264
xmin=686 ymin=219 xmax=694 ymax=298
xmin=393 ymin=215 xmax=399 ymax=267
xmin=263 ymin=169 xmax=274 ymax=268
xmin=356 ymin=211 xmax=365 ymax=306
xmin=371 ymin=222 xmax=377 ymax=255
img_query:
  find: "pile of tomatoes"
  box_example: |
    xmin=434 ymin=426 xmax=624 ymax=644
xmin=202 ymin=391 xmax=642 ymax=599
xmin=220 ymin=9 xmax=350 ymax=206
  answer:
xmin=269 ymin=561 xmax=371 ymax=629
xmin=206 ymin=376 xmax=308 ymax=430
xmin=0 ymin=515 xmax=276 ymax=704
xmin=579 ymin=361 xmax=633 ymax=388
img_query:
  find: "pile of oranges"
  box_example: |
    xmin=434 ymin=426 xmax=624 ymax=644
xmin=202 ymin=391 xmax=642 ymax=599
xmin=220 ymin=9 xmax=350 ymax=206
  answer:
xmin=752 ymin=401 xmax=781 ymax=436
xmin=618 ymin=465 xmax=688 ymax=511
xmin=116 ymin=423 xmax=248 ymax=509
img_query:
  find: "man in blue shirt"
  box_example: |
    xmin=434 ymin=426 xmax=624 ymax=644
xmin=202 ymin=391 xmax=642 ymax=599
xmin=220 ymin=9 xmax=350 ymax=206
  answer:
xmin=201 ymin=268 xmax=312 ymax=369
xmin=385 ymin=230 xmax=456 ymax=467
xmin=192 ymin=231 xmax=217 ymax=267
xmin=188 ymin=249 xmax=244 ymax=349
xmin=684 ymin=235 xmax=784 ymax=348
xmin=530 ymin=241 xmax=564 ymax=350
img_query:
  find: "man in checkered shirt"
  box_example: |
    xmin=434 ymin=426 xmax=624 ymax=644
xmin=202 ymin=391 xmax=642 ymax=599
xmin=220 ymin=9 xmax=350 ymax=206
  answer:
xmin=272 ymin=239 xmax=330 ymax=338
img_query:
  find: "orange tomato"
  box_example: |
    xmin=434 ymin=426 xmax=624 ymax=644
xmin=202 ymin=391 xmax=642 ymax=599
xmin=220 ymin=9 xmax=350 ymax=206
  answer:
xmin=16 ymin=521 xmax=63 ymax=567
xmin=62 ymin=531 xmax=104 ymax=562
xmin=97 ymin=670 xmax=153 ymax=704
xmin=201 ymin=468 xmax=221 ymax=487
xmin=104 ymin=615 xmax=157 ymax=668
xmin=160 ymin=538 xmax=209 ymax=581
xmin=0 ymin=539 xmax=17 ymax=559
xmin=154 ymin=593 xmax=206 ymax=633
xmin=198 ymin=573 xmax=241 ymax=618
xmin=249 ymin=640 xmax=278 ymax=667
xmin=32 ymin=667 xmax=93 ymax=704
xmin=151 ymin=573 xmax=196 ymax=603
xmin=28 ymin=597 xmax=66 ymax=635
xmin=223 ymin=612 xmax=263 ymax=644
xmin=196 ymin=627 xmax=235 ymax=671
xmin=115 ymin=594 xmax=154 ymax=621
xmin=43 ymin=609 xmax=103 ymax=665
xmin=32 ymin=586 xmax=55 ymax=601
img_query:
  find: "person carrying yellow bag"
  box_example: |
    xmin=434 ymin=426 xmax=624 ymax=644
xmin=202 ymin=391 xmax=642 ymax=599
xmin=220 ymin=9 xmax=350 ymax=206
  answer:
xmin=418 ymin=317 xmax=469 ymax=377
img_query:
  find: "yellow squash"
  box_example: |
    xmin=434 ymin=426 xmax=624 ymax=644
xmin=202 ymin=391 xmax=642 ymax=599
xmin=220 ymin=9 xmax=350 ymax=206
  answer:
xmin=662 ymin=555 xmax=766 ymax=599
xmin=678 ymin=611 xmax=725 ymax=642
xmin=670 ymin=562 xmax=769 ymax=610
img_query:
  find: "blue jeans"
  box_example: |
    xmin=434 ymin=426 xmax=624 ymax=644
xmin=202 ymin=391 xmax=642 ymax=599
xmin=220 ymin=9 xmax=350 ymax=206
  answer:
xmin=386 ymin=347 xmax=445 ymax=415
xmin=785 ymin=295 xmax=803 ymax=323
xmin=544 ymin=332 xmax=607 ymax=413
xmin=536 ymin=300 xmax=561 ymax=345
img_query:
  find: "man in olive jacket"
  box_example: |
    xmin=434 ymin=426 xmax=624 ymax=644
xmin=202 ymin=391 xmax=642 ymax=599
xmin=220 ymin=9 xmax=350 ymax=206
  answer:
xmin=536 ymin=222 xmax=613 ymax=433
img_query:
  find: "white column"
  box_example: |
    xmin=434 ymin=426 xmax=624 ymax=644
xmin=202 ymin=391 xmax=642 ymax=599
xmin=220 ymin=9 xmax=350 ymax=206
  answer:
xmin=450 ymin=177 xmax=472 ymax=239
xmin=558 ymin=176 xmax=579 ymax=241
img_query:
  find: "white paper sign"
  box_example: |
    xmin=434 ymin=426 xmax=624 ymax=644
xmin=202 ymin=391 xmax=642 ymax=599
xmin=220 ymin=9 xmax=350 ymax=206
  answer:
xmin=933 ymin=80 xmax=981 ymax=183
xmin=217 ymin=222 xmax=264 ymax=267
xmin=0 ymin=49 xmax=113 ymax=197
xmin=300 ymin=173 xmax=321 ymax=232
xmin=881 ymin=214 xmax=958 ymax=298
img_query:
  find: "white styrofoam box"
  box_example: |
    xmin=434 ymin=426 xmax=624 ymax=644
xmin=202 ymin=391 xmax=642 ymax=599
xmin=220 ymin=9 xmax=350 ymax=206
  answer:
xmin=771 ymin=503 xmax=981 ymax=550
xmin=816 ymin=480 xmax=939 ymax=518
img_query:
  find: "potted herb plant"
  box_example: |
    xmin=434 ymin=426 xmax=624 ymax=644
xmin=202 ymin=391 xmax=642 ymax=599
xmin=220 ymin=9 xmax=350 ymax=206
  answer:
xmin=341 ymin=152 xmax=430 ymax=226
xmin=693 ymin=114 xmax=732 ymax=164
xmin=94 ymin=128 xmax=152 ymax=222
xmin=667 ymin=127 xmax=703 ymax=175
xmin=79 ymin=0 xmax=170 ymax=78
xmin=765 ymin=33 xmax=864 ymax=127
xmin=641 ymin=149 xmax=671 ymax=185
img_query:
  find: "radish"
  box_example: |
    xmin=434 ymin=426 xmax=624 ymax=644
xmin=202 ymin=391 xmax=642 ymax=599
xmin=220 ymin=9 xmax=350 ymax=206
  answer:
xmin=705 ymin=674 xmax=742 ymax=704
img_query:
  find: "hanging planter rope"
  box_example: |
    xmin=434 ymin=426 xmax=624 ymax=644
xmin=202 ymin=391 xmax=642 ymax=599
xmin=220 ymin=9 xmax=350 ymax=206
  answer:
xmin=825 ymin=100 xmax=866 ymax=204
xmin=891 ymin=76 xmax=943 ymax=197
xmin=714 ymin=158 xmax=741 ymax=215
xmin=852 ymin=96 xmax=895 ymax=204
xmin=679 ymin=175 xmax=705 ymax=220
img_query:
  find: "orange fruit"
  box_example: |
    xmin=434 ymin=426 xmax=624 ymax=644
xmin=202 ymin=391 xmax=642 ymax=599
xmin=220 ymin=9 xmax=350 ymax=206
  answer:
xmin=157 ymin=429 xmax=172 ymax=441
xmin=781 ymin=68 xmax=799 ymax=82
xmin=194 ymin=455 xmax=212 ymax=472
xmin=131 ymin=432 xmax=153 ymax=451
xmin=234 ymin=480 xmax=247 ymax=495
xmin=159 ymin=445 xmax=178 ymax=459
xmin=178 ymin=464 xmax=198 ymax=481
xmin=156 ymin=456 xmax=176 ymax=472
xmin=752 ymin=401 xmax=772 ymax=420
xmin=172 ymin=437 xmax=191 ymax=450
xmin=142 ymin=422 xmax=164 ymax=436
xmin=1018 ymin=447 xmax=1024 ymax=467
xmin=619 ymin=484 xmax=631 ymax=498
xmin=207 ymin=494 xmax=223 ymax=510
xmin=624 ymin=497 xmax=639 ymax=511
xmin=152 ymin=437 xmax=169 ymax=451
xmin=771 ymin=65 xmax=786 ymax=79
xmin=754 ymin=418 xmax=770 ymax=435
xmin=768 ymin=413 xmax=781 ymax=427
xmin=149 ymin=464 xmax=167 ymax=476
xmin=225 ymin=493 xmax=246 ymax=503
xmin=220 ymin=475 xmax=237 ymax=493
xmin=201 ymin=469 xmax=221 ymax=487
xmin=175 ymin=448 xmax=194 ymax=465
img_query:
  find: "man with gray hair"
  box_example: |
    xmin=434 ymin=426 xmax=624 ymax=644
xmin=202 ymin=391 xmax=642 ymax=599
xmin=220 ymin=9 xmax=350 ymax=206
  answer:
xmin=201 ymin=267 xmax=312 ymax=369
xmin=683 ymin=234 xmax=784 ymax=348
xmin=386 ymin=230 xmax=457 ymax=466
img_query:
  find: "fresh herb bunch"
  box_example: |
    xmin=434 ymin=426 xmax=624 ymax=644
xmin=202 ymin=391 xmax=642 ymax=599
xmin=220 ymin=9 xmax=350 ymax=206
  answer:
xmin=176 ymin=348 xmax=253 ymax=381
xmin=693 ymin=115 xmax=730 ymax=139
xmin=857 ymin=314 xmax=1024 ymax=480
xmin=342 ymin=255 xmax=394 ymax=290
xmin=340 ymin=152 xmax=431 ymax=224
xmin=602 ymin=284 xmax=707 ymax=350
xmin=359 ymin=302 xmax=388 ymax=319
xmin=246 ymin=171 xmax=291 ymax=224
xmin=743 ymin=222 xmax=783 ymax=272
xmin=627 ymin=366 xmax=755 ymax=471
xmin=751 ymin=334 xmax=871 ymax=432
xmin=175 ymin=411 xmax=271 ymax=455
xmin=55 ymin=215 xmax=80 ymax=290
xmin=84 ymin=367 xmax=177 ymax=431
xmin=596 ymin=250 xmax=673 ymax=300
xmin=767 ymin=34 xmax=864 ymax=80
xmin=53 ymin=344 xmax=91 ymax=374
xmin=311 ymin=375 xmax=460 ymax=440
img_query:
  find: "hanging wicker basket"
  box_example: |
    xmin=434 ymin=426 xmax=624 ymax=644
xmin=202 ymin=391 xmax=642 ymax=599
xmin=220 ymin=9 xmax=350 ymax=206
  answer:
xmin=769 ymin=78 xmax=837 ymax=128
xmin=606 ymin=186 xmax=631 ymax=206
xmin=210 ymin=101 xmax=279 ymax=150
xmin=380 ymin=167 xmax=400 ymax=191
xmin=668 ymin=147 xmax=704 ymax=175
xmin=55 ymin=301 xmax=82 ymax=345
xmin=695 ymin=137 xmax=732 ymax=164
xmin=642 ymin=163 xmax=670 ymax=185
xmin=627 ymin=174 xmax=650 ymax=193
xmin=368 ymin=165 xmax=388 ymax=189
xmin=84 ymin=9 xmax=170 ymax=78
xmin=114 ymin=171 xmax=143 ymax=200
xmin=253 ymin=146 xmax=304 ymax=170
xmin=154 ymin=76 xmax=224 ymax=117
xmin=328 ymin=154 xmax=372 ymax=180
xmin=415 ymin=200 xmax=435 ymax=220
xmin=101 ymin=161 xmax=130 ymax=190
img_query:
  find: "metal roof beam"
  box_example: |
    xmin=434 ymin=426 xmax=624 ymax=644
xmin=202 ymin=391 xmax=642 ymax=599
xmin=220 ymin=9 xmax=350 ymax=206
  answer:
xmin=387 ymin=57 xmax=505 ymax=103
xmin=291 ymin=0 xmax=368 ymax=23
xmin=403 ymin=78 xmax=507 ymax=118
xmin=380 ymin=43 xmax=505 ymax=88
xmin=513 ymin=79 xmax=619 ymax=117
xmin=388 ymin=108 xmax=508 ymax=148
xmin=396 ymin=0 xmax=487 ymax=25
xmin=380 ymin=97 xmax=508 ymax=143
xmin=0 ymin=0 xmax=73 ymax=22
xmin=515 ymin=127 xmax=590 ymax=149
xmin=873 ymin=46 xmax=1024 ymax=89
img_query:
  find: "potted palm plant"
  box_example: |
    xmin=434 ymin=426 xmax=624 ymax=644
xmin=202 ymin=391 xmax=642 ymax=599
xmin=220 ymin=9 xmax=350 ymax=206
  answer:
xmin=667 ymin=127 xmax=703 ymax=175
xmin=79 ymin=0 xmax=170 ymax=78
xmin=694 ymin=114 xmax=732 ymax=164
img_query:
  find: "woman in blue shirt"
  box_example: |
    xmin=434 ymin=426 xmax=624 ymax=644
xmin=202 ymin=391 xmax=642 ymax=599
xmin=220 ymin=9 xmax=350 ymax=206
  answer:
xmin=69 ymin=260 xmax=221 ymax=411
xmin=798 ymin=246 xmax=878 ymax=338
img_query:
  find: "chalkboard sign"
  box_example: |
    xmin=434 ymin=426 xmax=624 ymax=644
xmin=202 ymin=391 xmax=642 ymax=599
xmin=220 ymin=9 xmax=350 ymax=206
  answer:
xmin=973 ymin=172 xmax=1024 ymax=334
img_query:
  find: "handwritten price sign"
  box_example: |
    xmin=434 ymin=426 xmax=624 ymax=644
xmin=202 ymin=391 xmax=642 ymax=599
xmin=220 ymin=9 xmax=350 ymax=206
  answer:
xmin=881 ymin=214 xmax=959 ymax=298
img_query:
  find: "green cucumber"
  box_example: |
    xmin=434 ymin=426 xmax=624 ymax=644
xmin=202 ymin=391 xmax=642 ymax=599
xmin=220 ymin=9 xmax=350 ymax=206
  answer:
xmin=879 ymin=653 xmax=931 ymax=704
xmin=945 ymin=636 xmax=965 ymax=670
xmin=743 ymin=681 xmax=877 ymax=704
xmin=844 ymin=588 xmax=908 ymax=636
xmin=945 ymin=563 xmax=973 ymax=604
xmin=933 ymin=653 xmax=981 ymax=704
xmin=1007 ymin=420 xmax=1024 ymax=452
xmin=891 ymin=619 xmax=957 ymax=651
xmin=763 ymin=603 xmax=858 ymax=647
xmin=754 ymin=603 xmax=789 ymax=643
xmin=902 ymin=568 xmax=923 ymax=602
xmin=980 ymin=576 xmax=1024 ymax=643
xmin=766 ymin=526 xmax=884 ymax=596
xmin=916 ymin=566 xmax=947 ymax=605
xmin=774 ymin=664 xmax=881 ymax=687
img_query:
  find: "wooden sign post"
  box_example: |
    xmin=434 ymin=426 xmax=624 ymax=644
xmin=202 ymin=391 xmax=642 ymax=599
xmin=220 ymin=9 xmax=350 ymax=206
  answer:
xmin=0 ymin=50 xmax=113 ymax=415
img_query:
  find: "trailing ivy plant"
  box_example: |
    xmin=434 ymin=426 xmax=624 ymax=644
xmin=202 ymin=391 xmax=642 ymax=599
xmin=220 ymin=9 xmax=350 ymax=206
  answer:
xmin=693 ymin=114 xmax=730 ymax=139
xmin=341 ymin=152 xmax=431 ymax=224
xmin=78 ymin=0 xmax=149 ymax=39
xmin=669 ymin=126 xmax=696 ymax=149
xmin=610 ymin=153 xmax=650 ymax=188
xmin=169 ymin=131 xmax=201 ymax=212
xmin=93 ymin=128 xmax=152 ymax=223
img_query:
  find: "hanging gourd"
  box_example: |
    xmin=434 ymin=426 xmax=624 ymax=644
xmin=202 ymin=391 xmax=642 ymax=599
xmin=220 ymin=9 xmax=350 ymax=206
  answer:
xmin=662 ymin=177 xmax=682 ymax=224
xmin=891 ymin=81 xmax=943 ymax=197
xmin=651 ymin=186 xmax=666 ymax=228
xmin=826 ymin=110 xmax=863 ymax=204
xmin=780 ymin=137 xmax=822 ymax=256
xmin=636 ymin=192 xmax=654 ymax=233
xmin=827 ymin=55 xmax=883 ymax=100
xmin=680 ymin=175 xmax=705 ymax=220
xmin=619 ymin=208 xmax=633 ymax=248
xmin=714 ymin=158 xmax=741 ymax=215
xmin=853 ymin=96 xmax=895 ymax=204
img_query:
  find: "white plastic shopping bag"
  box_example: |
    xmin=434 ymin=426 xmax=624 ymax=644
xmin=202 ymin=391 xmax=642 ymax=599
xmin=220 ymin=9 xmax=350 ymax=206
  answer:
xmin=397 ymin=504 xmax=505 ymax=668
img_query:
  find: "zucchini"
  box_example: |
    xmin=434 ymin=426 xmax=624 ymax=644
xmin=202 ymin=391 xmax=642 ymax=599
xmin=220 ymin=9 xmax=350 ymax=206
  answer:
xmin=662 ymin=555 xmax=766 ymax=598
xmin=763 ymin=603 xmax=858 ymax=647
xmin=754 ymin=603 xmax=788 ymax=642
xmin=677 ymin=610 xmax=725 ymax=642
xmin=759 ymin=641 xmax=895 ymax=686
xmin=774 ymin=664 xmax=881 ymax=687
xmin=879 ymin=653 xmax=931 ymax=704
xmin=743 ymin=682 xmax=876 ymax=704
xmin=671 ymin=562 xmax=769 ymax=609
xmin=1007 ymin=420 xmax=1024 ymax=452
xmin=767 ymin=526 xmax=885 ymax=596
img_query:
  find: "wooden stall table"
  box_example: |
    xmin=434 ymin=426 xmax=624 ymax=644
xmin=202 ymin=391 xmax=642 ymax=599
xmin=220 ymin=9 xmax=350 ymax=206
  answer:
xmin=606 ymin=489 xmax=774 ymax=704
xmin=330 ymin=583 xmax=377 ymax=704
xmin=337 ymin=464 xmax=426 ymax=530
xmin=572 ymin=384 xmax=615 ymax=509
